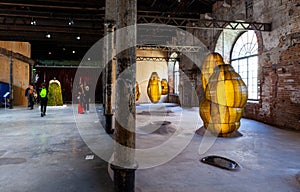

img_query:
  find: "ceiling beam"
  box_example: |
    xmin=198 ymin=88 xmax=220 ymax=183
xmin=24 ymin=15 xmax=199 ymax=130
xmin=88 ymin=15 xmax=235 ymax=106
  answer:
xmin=0 ymin=10 xmax=105 ymax=21
xmin=0 ymin=1 xmax=105 ymax=11
xmin=0 ymin=47 xmax=35 ymax=65
xmin=0 ymin=24 xmax=103 ymax=34
xmin=137 ymin=15 xmax=272 ymax=31
xmin=137 ymin=45 xmax=206 ymax=53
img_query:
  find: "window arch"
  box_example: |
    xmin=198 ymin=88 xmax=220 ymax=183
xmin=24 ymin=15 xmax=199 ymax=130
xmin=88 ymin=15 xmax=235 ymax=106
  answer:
xmin=169 ymin=52 xmax=179 ymax=95
xmin=231 ymin=30 xmax=259 ymax=100
xmin=173 ymin=61 xmax=179 ymax=95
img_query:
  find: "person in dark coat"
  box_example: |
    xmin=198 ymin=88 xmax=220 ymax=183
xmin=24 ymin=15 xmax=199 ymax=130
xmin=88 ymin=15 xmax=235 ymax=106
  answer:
xmin=84 ymin=85 xmax=90 ymax=113
xmin=39 ymin=83 xmax=48 ymax=117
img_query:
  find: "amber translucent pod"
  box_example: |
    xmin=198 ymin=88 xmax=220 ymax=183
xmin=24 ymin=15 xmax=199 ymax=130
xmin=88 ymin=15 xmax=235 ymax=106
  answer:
xmin=201 ymin=52 xmax=225 ymax=90
xmin=200 ymin=99 xmax=244 ymax=123
xmin=161 ymin=79 xmax=169 ymax=95
xmin=147 ymin=72 xmax=162 ymax=103
xmin=135 ymin=81 xmax=141 ymax=101
xmin=200 ymin=99 xmax=243 ymax=136
xmin=205 ymin=64 xmax=248 ymax=108
xmin=203 ymin=122 xmax=241 ymax=137
xmin=199 ymin=54 xmax=248 ymax=137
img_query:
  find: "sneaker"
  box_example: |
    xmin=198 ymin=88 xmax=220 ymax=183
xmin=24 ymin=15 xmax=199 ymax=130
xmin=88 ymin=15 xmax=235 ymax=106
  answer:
xmin=41 ymin=113 xmax=44 ymax=117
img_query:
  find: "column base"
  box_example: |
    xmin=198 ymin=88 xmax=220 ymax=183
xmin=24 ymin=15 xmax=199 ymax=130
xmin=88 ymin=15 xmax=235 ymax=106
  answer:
xmin=105 ymin=113 xmax=114 ymax=134
xmin=110 ymin=163 xmax=138 ymax=192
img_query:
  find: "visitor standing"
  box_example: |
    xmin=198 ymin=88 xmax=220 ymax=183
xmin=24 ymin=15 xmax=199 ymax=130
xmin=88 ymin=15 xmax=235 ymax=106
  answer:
xmin=77 ymin=91 xmax=84 ymax=114
xmin=27 ymin=84 xmax=36 ymax=109
xmin=84 ymin=85 xmax=90 ymax=113
xmin=39 ymin=83 xmax=48 ymax=117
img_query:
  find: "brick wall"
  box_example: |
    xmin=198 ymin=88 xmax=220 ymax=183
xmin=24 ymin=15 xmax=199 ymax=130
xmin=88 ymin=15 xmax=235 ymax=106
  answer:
xmin=191 ymin=0 xmax=300 ymax=130
xmin=246 ymin=43 xmax=300 ymax=130
xmin=229 ymin=0 xmax=300 ymax=130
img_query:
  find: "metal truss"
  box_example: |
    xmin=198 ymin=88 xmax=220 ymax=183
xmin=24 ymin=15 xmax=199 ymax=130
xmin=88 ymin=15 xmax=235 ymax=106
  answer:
xmin=137 ymin=45 xmax=205 ymax=53
xmin=136 ymin=56 xmax=168 ymax=62
xmin=137 ymin=15 xmax=272 ymax=31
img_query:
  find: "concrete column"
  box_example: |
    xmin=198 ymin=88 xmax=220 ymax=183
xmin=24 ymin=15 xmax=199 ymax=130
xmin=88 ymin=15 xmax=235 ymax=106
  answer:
xmin=104 ymin=0 xmax=116 ymax=133
xmin=111 ymin=0 xmax=137 ymax=191
xmin=9 ymin=56 xmax=13 ymax=109
xmin=104 ymin=23 xmax=115 ymax=134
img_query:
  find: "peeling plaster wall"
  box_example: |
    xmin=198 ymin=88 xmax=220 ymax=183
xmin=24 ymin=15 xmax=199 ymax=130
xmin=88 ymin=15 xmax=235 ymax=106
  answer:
xmin=0 ymin=41 xmax=31 ymax=106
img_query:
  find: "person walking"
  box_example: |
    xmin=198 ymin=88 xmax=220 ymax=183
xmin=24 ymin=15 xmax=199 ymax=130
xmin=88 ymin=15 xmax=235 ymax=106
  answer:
xmin=84 ymin=85 xmax=90 ymax=113
xmin=27 ymin=84 xmax=36 ymax=109
xmin=25 ymin=84 xmax=31 ymax=108
xmin=77 ymin=91 xmax=84 ymax=114
xmin=39 ymin=83 xmax=48 ymax=117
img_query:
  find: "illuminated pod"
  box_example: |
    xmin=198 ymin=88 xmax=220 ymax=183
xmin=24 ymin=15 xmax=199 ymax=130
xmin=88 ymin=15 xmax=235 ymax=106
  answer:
xmin=147 ymin=72 xmax=162 ymax=103
xmin=201 ymin=52 xmax=225 ymax=91
xmin=200 ymin=64 xmax=248 ymax=137
xmin=200 ymin=98 xmax=243 ymax=137
xmin=205 ymin=64 xmax=248 ymax=108
xmin=161 ymin=78 xmax=169 ymax=95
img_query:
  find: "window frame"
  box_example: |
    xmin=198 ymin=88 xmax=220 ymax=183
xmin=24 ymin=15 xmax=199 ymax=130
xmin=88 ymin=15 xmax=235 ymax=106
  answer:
xmin=230 ymin=31 xmax=259 ymax=101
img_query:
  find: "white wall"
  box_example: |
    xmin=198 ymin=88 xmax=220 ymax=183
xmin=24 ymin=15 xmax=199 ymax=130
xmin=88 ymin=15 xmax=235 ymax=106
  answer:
xmin=136 ymin=49 xmax=168 ymax=103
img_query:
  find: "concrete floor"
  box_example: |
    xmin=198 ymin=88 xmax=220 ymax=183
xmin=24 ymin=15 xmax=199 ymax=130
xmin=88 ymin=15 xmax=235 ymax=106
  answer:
xmin=0 ymin=104 xmax=299 ymax=192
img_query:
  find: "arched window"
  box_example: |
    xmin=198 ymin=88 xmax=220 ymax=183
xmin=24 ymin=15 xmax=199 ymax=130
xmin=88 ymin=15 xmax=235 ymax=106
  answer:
xmin=169 ymin=52 xmax=180 ymax=95
xmin=231 ymin=30 xmax=259 ymax=100
xmin=173 ymin=61 xmax=179 ymax=95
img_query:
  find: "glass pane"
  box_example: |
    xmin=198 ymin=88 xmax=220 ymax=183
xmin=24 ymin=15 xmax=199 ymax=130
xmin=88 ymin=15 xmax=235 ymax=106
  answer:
xmin=232 ymin=31 xmax=258 ymax=60
xmin=232 ymin=60 xmax=239 ymax=72
xmin=248 ymin=56 xmax=258 ymax=100
xmin=231 ymin=31 xmax=258 ymax=100
xmin=174 ymin=61 xmax=180 ymax=95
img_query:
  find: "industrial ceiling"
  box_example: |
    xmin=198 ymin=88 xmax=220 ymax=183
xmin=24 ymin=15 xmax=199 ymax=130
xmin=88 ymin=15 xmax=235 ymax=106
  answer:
xmin=0 ymin=0 xmax=220 ymax=60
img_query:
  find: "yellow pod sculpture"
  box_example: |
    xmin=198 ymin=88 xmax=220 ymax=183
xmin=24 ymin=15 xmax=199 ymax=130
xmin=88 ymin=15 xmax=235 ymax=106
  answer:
xmin=147 ymin=72 xmax=162 ymax=103
xmin=199 ymin=55 xmax=248 ymax=137
xmin=161 ymin=79 xmax=169 ymax=95
xmin=205 ymin=64 xmax=248 ymax=108
xmin=200 ymin=99 xmax=243 ymax=137
xmin=201 ymin=52 xmax=225 ymax=91
xmin=135 ymin=81 xmax=141 ymax=101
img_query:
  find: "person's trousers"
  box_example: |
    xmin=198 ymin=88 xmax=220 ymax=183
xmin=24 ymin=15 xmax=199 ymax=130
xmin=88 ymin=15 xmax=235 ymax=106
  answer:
xmin=40 ymin=98 xmax=47 ymax=114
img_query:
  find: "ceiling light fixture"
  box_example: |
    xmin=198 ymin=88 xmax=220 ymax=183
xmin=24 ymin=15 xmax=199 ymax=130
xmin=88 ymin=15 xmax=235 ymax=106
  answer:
xmin=76 ymin=35 xmax=80 ymax=40
xmin=45 ymin=33 xmax=51 ymax=38
xmin=72 ymin=50 xmax=76 ymax=54
xmin=68 ymin=20 xmax=74 ymax=26
xmin=30 ymin=19 xmax=37 ymax=25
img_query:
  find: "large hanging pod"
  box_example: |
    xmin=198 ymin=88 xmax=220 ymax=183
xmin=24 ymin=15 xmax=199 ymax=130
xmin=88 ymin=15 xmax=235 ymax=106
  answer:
xmin=199 ymin=98 xmax=244 ymax=137
xmin=205 ymin=64 xmax=248 ymax=108
xmin=147 ymin=72 xmax=162 ymax=103
xmin=201 ymin=52 xmax=225 ymax=91
xmin=161 ymin=78 xmax=169 ymax=95
xmin=135 ymin=81 xmax=141 ymax=101
xmin=199 ymin=61 xmax=248 ymax=137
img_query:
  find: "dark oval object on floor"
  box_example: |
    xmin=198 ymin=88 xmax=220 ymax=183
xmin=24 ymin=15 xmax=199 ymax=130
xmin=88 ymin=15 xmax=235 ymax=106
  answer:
xmin=200 ymin=155 xmax=240 ymax=170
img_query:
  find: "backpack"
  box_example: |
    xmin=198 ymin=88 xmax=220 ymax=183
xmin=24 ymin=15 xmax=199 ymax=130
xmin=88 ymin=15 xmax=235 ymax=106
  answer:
xmin=40 ymin=88 xmax=47 ymax=98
